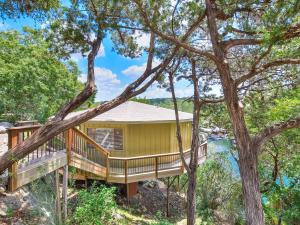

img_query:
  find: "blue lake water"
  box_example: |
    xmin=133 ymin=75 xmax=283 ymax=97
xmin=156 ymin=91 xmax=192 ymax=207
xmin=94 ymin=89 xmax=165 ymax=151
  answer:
xmin=207 ymin=138 xmax=240 ymax=175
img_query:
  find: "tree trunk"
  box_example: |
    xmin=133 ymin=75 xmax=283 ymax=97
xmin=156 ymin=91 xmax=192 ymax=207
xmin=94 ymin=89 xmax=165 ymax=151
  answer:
xmin=187 ymin=170 xmax=197 ymax=225
xmin=239 ymin=143 xmax=264 ymax=225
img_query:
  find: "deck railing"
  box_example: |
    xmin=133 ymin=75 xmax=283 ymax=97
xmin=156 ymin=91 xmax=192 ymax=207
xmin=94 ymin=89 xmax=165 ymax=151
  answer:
xmin=7 ymin=125 xmax=208 ymax=190
xmin=7 ymin=125 xmax=67 ymax=191
xmin=71 ymin=128 xmax=109 ymax=168
xmin=107 ymin=142 xmax=207 ymax=182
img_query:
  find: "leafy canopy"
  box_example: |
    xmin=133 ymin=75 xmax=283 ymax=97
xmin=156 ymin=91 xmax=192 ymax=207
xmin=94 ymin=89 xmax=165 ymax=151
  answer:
xmin=0 ymin=29 xmax=82 ymax=122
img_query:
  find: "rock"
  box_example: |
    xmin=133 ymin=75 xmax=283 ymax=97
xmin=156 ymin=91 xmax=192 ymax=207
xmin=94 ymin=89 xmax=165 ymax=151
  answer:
xmin=0 ymin=122 xmax=13 ymax=134
xmin=114 ymin=212 xmax=124 ymax=220
xmin=0 ymin=202 xmax=8 ymax=216
xmin=143 ymin=180 xmax=158 ymax=189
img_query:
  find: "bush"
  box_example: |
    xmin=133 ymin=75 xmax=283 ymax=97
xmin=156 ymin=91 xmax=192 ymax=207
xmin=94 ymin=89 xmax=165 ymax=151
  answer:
xmin=72 ymin=184 xmax=117 ymax=225
xmin=150 ymin=211 xmax=174 ymax=225
xmin=196 ymin=152 xmax=244 ymax=224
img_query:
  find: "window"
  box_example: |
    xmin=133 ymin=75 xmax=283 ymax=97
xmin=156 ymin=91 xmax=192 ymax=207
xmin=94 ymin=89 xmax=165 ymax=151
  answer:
xmin=87 ymin=128 xmax=123 ymax=150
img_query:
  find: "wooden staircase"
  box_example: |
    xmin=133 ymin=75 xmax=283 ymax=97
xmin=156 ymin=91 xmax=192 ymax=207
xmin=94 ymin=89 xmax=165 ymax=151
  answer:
xmin=6 ymin=125 xmax=208 ymax=192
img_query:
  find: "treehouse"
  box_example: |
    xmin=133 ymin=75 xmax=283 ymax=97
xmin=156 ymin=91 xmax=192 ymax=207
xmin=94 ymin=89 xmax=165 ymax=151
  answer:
xmin=6 ymin=101 xmax=207 ymax=197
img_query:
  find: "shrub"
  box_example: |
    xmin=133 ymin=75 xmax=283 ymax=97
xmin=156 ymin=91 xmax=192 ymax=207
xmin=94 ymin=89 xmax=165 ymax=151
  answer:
xmin=72 ymin=184 xmax=117 ymax=225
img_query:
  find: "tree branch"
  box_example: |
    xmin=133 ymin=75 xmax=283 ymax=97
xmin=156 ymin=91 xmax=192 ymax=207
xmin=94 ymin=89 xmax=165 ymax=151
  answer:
xmin=222 ymin=38 xmax=262 ymax=50
xmin=235 ymin=59 xmax=300 ymax=86
xmin=168 ymin=66 xmax=191 ymax=174
xmin=201 ymin=97 xmax=224 ymax=104
xmin=133 ymin=0 xmax=218 ymax=63
xmin=53 ymin=34 xmax=102 ymax=121
xmin=254 ymin=116 xmax=300 ymax=148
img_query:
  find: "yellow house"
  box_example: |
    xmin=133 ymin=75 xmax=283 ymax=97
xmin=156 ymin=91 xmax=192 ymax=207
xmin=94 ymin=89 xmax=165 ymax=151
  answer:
xmin=67 ymin=101 xmax=207 ymax=186
xmin=78 ymin=101 xmax=193 ymax=158
xmin=7 ymin=101 xmax=207 ymax=196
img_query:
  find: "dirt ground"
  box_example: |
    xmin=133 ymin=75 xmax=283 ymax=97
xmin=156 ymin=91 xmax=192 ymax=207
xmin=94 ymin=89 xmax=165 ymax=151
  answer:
xmin=117 ymin=180 xmax=187 ymax=220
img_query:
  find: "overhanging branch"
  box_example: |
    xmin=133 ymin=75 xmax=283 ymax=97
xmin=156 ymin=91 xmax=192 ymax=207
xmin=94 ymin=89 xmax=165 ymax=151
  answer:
xmin=254 ymin=116 xmax=300 ymax=149
xmin=235 ymin=59 xmax=300 ymax=86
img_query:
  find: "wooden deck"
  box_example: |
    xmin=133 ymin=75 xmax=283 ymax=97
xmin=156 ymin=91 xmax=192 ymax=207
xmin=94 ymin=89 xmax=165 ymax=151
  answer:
xmin=6 ymin=126 xmax=207 ymax=191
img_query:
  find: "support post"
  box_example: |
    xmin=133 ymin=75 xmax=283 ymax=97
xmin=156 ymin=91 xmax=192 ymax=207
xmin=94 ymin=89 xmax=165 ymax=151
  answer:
xmin=62 ymin=165 xmax=68 ymax=222
xmin=166 ymin=177 xmax=170 ymax=217
xmin=155 ymin=156 xmax=158 ymax=178
xmin=55 ymin=170 xmax=62 ymax=225
xmin=126 ymin=182 xmax=138 ymax=198
xmin=8 ymin=129 xmax=18 ymax=192
xmin=85 ymin=178 xmax=88 ymax=189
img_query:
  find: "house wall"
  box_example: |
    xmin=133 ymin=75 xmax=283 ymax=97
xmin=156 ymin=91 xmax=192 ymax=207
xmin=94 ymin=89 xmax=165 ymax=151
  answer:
xmin=126 ymin=123 xmax=171 ymax=157
xmin=80 ymin=121 xmax=192 ymax=158
xmin=170 ymin=122 xmax=192 ymax=152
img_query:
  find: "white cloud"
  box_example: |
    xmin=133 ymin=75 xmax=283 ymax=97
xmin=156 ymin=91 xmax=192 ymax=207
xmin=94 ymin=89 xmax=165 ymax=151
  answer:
xmin=138 ymin=82 xmax=194 ymax=99
xmin=70 ymin=53 xmax=84 ymax=62
xmin=94 ymin=67 xmax=120 ymax=84
xmin=122 ymin=60 xmax=160 ymax=78
xmin=98 ymin=43 xmax=105 ymax=57
xmin=80 ymin=67 xmax=122 ymax=101
xmin=134 ymin=31 xmax=151 ymax=48
xmin=70 ymin=43 xmax=105 ymax=62
xmin=122 ymin=63 xmax=147 ymax=78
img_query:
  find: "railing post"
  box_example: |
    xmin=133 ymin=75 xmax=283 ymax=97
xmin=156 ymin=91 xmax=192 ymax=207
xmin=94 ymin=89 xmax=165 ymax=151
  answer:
xmin=65 ymin=129 xmax=73 ymax=164
xmin=8 ymin=129 xmax=18 ymax=192
xmin=124 ymin=160 xmax=128 ymax=184
xmin=106 ymin=155 xmax=110 ymax=181
xmin=155 ymin=157 xmax=158 ymax=178
xmin=204 ymin=143 xmax=208 ymax=157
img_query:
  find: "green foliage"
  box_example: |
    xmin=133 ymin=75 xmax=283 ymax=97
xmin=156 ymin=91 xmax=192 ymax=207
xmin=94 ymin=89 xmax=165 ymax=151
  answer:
xmin=0 ymin=0 xmax=59 ymax=20
xmin=150 ymin=211 xmax=173 ymax=225
xmin=72 ymin=184 xmax=117 ymax=225
xmin=259 ymin=131 xmax=300 ymax=225
xmin=0 ymin=29 xmax=82 ymax=122
xmin=196 ymin=152 xmax=244 ymax=224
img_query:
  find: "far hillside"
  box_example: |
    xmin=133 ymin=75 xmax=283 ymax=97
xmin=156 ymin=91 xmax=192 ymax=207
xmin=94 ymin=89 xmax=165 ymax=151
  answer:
xmin=132 ymin=98 xmax=194 ymax=113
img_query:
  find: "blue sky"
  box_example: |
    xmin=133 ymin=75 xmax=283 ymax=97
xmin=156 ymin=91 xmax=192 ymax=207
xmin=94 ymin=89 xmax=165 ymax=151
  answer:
xmin=0 ymin=16 xmax=217 ymax=101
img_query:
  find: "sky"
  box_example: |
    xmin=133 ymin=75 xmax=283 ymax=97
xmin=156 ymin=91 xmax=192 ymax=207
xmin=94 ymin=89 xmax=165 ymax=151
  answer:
xmin=0 ymin=14 xmax=219 ymax=102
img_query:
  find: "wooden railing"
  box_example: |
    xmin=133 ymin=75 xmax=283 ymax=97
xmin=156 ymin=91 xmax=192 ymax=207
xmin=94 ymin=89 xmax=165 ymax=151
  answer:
xmin=107 ymin=142 xmax=207 ymax=182
xmin=7 ymin=125 xmax=66 ymax=191
xmin=7 ymin=125 xmax=208 ymax=190
xmin=71 ymin=128 xmax=109 ymax=168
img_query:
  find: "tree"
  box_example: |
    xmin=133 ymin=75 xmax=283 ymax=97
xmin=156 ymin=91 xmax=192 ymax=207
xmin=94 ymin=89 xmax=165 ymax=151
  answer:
xmin=167 ymin=57 xmax=223 ymax=225
xmin=196 ymin=152 xmax=243 ymax=224
xmin=0 ymin=29 xmax=82 ymax=122
xmin=133 ymin=0 xmax=300 ymax=224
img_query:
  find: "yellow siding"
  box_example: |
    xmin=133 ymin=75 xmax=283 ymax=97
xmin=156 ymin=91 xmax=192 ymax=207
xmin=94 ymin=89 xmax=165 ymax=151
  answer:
xmin=170 ymin=122 xmax=192 ymax=152
xmin=126 ymin=123 xmax=171 ymax=157
xmin=80 ymin=121 xmax=192 ymax=158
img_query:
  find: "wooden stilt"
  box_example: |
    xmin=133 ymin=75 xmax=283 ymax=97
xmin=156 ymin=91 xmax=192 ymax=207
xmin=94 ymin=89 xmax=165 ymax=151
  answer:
xmin=55 ymin=169 xmax=62 ymax=225
xmin=126 ymin=183 xmax=129 ymax=205
xmin=62 ymin=165 xmax=68 ymax=222
xmin=167 ymin=177 xmax=170 ymax=217
xmin=85 ymin=178 xmax=88 ymax=189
